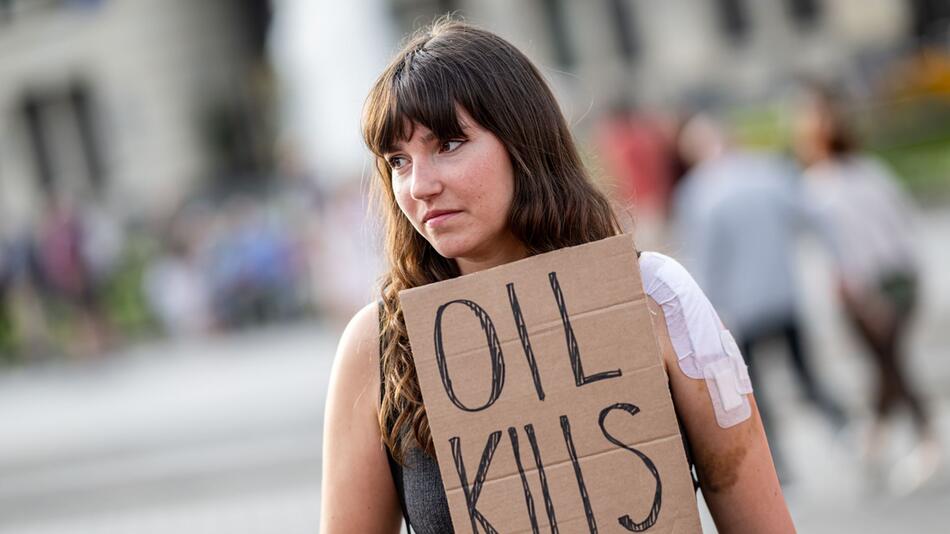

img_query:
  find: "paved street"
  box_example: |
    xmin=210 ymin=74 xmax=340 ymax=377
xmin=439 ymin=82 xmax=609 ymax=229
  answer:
xmin=0 ymin=325 xmax=332 ymax=533
xmin=1 ymin=209 xmax=949 ymax=534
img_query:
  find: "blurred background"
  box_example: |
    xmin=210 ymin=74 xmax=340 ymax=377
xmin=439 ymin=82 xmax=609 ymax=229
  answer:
xmin=1 ymin=0 xmax=949 ymax=532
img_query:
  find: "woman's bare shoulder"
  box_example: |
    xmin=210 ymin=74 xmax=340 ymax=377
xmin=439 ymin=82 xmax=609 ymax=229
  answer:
xmin=322 ymin=301 xmax=403 ymax=532
xmin=340 ymin=302 xmax=381 ymax=354
xmin=332 ymin=302 xmax=382 ymax=397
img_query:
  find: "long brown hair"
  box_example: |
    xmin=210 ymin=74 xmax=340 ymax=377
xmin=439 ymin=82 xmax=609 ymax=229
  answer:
xmin=362 ymin=18 xmax=622 ymax=462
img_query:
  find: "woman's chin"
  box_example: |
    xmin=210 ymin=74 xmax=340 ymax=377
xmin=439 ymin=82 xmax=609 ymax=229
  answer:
xmin=428 ymin=238 xmax=478 ymax=261
xmin=430 ymin=244 xmax=467 ymax=260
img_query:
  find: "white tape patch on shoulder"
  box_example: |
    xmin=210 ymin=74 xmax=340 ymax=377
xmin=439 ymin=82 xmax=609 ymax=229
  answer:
xmin=640 ymin=252 xmax=754 ymax=428
xmin=703 ymin=330 xmax=754 ymax=428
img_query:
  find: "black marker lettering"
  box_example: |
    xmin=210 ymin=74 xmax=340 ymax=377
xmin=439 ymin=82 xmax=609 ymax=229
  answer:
xmin=434 ymin=300 xmax=506 ymax=412
xmin=508 ymin=427 xmax=540 ymax=534
xmin=560 ymin=415 xmax=598 ymax=533
xmin=450 ymin=431 xmax=503 ymax=534
xmin=525 ymin=424 xmax=560 ymax=534
xmin=598 ymin=403 xmax=662 ymax=531
xmin=507 ymin=283 xmax=545 ymax=401
xmin=548 ymin=272 xmax=621 ymax=387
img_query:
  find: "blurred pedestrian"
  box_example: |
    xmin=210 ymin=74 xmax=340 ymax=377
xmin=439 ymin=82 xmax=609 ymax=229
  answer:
xmin=144 ymin=208 xmax=214 ymax=338
xmin=674 ymin=113 xmax=848 ymax=481
xmin=0 ymin=237 xmax=13 ymax=357
xmin=594 ymin=103 xmax=676 ymax=244
xmin=34 ymin=193 xmax=110 ymax=357
xmin=793 ymin=83 xmax=940 ymax=490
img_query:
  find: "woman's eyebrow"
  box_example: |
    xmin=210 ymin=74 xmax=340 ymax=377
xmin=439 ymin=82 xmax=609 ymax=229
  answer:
xmin=386 ymin=126 xmax=468 ymax=154
xmin=388 ymin=131 xmax=438 ymax=153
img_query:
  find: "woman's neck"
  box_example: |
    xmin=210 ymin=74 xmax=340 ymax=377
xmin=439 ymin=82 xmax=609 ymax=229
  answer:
xmin=455 ymin=236 xmax=527 ymax=276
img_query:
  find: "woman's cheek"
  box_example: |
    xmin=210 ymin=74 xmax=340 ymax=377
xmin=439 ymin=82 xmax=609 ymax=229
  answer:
xmin=392 ymin=184 xmax=414 ymax=223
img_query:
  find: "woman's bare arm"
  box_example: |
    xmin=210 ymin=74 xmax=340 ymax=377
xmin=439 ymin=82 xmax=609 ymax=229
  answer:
xmin=647 ymin=298 xmax=796 ymax=533
xmin=320 ymin=303 xmax=403 ymax=533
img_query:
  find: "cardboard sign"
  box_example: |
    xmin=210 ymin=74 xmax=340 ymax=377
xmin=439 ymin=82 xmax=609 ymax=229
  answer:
xmin=400 ymin=234 xmax=702 ymax=533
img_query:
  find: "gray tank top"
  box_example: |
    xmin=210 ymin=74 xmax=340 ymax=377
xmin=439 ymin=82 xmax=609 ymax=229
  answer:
xmin=385 ymin=442 xmax=453 ymax=533
xmin=379 ymin=303 xmax=454 ymax=533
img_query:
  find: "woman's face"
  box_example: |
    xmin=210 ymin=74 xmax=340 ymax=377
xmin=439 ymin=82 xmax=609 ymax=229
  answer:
xmin=792 ymin=96 xmax=830 ymax=166
xmin=385 ymin=107 xmax=525 ymax=273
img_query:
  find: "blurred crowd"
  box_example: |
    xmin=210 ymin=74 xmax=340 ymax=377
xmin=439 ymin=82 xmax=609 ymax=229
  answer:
xmin=596 ymin=78 xmax=947 ymax=493
xmin=0 ymin=172 xmax=379 ymax=362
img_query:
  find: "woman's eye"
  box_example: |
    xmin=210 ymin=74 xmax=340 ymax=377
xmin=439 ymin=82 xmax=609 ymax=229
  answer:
xmin=387 ymin=155 xmax=408 ymax=170
xmin=439 ymin=139 xmax=464 ymax=153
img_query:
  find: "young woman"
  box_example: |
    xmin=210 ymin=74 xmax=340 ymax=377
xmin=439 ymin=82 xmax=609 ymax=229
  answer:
xmin=793 ymin=84 xmax=939 ymax=485
xmin=321 ymin=20 xmax=794 ymax=533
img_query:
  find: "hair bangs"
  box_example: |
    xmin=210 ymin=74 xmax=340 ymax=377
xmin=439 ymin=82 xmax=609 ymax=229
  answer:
xmin=368 ymin=53 xmax=470 ymax=156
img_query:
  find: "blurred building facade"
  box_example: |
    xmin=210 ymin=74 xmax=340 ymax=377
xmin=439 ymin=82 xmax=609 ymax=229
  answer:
xmin=1 ymin=0 xmax=941 ymax=230
xmin=273 ymin=0 xmax=929 ymax=186
xmin=0 ymin=0 xmax=272 ymax=237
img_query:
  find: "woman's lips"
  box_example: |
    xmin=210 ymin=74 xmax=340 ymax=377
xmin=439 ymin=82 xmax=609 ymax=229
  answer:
xmin=424 ymin=211 xmax=460 ymax=228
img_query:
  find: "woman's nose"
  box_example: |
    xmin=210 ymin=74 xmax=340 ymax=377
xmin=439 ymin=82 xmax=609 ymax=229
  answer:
xmin=409 ymin=160 xmax=443 ymax=200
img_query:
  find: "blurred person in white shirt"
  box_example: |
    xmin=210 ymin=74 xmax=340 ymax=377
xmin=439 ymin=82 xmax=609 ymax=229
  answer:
xmin=674 ymin=113 xmax=848 ymax=481
xmin=143 ymin=207 xmax=214 ymax=338
xmin=793 ymin=83 xmax=939 ymax=491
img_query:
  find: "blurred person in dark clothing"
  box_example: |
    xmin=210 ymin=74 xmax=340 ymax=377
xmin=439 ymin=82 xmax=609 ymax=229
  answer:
xmin=793 ymin=84 xmax=939 ymax=490
xmin=1 ymin=230 xmax=55 ymax=359
xmin=674 ymin=113 xmax=849 ymax=480
xmin=0 ymin=239 xmax=12 ymax=357
xmin=36 ymin=196 xmax=87 ymax=304
xmin=34 ymin=193 xmax=111 ymax=357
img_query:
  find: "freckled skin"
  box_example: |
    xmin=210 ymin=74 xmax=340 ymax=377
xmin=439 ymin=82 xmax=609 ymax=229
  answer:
xmin=387 ymin=107 xmax=525 ymax=275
